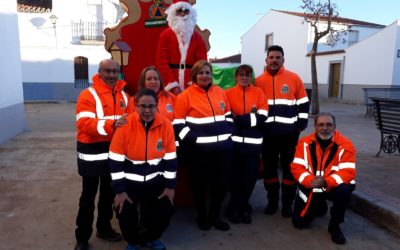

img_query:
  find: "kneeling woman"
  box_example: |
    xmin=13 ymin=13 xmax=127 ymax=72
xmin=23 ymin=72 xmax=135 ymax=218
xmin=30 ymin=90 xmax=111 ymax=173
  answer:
xmin=109 ymin=88 xmax=177 ymax=250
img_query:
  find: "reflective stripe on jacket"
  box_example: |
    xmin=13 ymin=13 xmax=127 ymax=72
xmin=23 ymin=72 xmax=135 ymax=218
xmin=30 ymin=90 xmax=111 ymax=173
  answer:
xmin=76 ymin=74 xmax=132 ymax=176
xmin=290 ymin=130 xmax=356 ymax=215
xmin=225 ymin=84 xmax=268 ymax=154
xmin=173 ymin=83 xmax=234 ymax=152
xmin=109 ymin=112 xmax=177 ymax=193
xmin=255 ymin=66 xmax=309 ymax=135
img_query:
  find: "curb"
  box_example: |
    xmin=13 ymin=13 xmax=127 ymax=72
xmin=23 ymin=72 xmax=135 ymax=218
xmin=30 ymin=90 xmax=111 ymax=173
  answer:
xmin=350 ymin=185 xmax=400 ymax=237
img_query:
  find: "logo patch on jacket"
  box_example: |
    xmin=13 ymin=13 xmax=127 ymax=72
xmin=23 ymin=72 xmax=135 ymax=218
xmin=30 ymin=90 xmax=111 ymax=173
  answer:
xmin=220 ymin=101 xmax=226 ymax=111
xmin=281 ymin=84 xmax=289 ymax=94
xmin=166 ymin=103 xmax=173 ymax=113
xmin=120 ymin=100 xmax=126 ymax=109
xmin=156 ymin=139 xmax=163 ymax=151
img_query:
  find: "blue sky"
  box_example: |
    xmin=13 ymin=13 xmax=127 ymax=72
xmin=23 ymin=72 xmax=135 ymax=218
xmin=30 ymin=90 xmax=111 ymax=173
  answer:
xmin=194 ymin=0 xmax=400 ymax=59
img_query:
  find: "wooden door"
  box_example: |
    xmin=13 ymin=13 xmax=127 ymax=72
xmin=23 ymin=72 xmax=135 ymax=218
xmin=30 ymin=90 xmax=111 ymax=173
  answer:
xmin=330 ymin=63 xmax=341 ymax=97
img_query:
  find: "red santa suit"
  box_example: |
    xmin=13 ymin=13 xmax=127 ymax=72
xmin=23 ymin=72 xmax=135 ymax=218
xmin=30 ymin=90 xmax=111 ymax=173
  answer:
xmin=156 ymin=0 xmax=207 ymax=92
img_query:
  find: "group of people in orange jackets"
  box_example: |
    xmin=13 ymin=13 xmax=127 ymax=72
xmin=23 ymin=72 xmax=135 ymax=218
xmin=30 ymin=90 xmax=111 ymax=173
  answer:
xmin=74 ymin=45 xmax=357 ymax=250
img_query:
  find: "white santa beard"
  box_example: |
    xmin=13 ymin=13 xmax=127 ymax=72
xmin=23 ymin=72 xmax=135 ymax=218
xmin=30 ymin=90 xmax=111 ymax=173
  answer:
xmin=169 ymin=16 xmax=196 ymax=90
xmin=171 ymin=17 xmax=195 ymax=59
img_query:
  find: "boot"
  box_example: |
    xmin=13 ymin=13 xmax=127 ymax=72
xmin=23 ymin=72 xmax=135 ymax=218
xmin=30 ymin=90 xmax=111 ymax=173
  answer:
xmin=281 ymin=183 xmax=297 ymax=218
xmin=209 ymin=215 xmax=230 ymax=231
xmin=263 ymin=182 xmax=279 ymax=215
xmin=328 ymin=222 xmax=346 ymax=245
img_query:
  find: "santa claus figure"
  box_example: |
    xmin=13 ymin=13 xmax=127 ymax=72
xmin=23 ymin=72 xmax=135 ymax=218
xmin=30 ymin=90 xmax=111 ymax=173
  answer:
xmin=156 ymin=0 xmax=208 ymax=95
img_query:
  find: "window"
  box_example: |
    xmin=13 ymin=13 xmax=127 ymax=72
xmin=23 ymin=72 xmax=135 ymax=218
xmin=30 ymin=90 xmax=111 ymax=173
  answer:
xmin=348 ymin=30 xmax=359 ymax=46
xmin=265 ymin=33 xmax=273 ymax=52
xmin=74 ymin=57 xmax=89 ymax=88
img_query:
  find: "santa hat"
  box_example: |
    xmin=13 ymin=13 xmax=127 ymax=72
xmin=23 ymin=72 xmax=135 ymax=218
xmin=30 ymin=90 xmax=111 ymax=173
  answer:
xmin=172 ymin=0 xmax=193 ymax=4
xmin=166 ymin=0 xmax=196 ymax=17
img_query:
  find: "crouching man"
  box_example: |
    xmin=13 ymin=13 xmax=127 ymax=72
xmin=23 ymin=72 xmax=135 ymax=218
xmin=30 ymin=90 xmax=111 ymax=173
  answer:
xmin=290 ymin=112 xmax=356 ymax=245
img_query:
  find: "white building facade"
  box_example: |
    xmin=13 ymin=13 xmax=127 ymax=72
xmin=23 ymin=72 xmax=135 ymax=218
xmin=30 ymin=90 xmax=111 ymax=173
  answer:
xmin=241 ymin=10 xmax=399 ymax=102
xmin=18 ymin=0 xmax=123 ymax=100
xmin=0 ymin=0 xmax=25 ymax=143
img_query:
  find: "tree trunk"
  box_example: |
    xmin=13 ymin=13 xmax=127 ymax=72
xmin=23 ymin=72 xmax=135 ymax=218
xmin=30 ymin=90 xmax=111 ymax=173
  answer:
xmin=310 ymin=41 xmax=320 ymax=115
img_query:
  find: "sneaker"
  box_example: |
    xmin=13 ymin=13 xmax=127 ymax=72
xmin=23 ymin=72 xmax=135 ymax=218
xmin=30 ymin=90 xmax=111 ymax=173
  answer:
xmin=74 ymin=242 xmax=89 ymax=250
xmin=144 ymin=240 xmax=166 ymax=250
xmin=96 ymin=229 xmax=122 ymax=242
xmin=264 ymin=203 xmax=278 ymax=215
xmin=328 ymin=223 xmax=346 ymax=245
xmin=210 ymin=217 xmax=230 ymax=231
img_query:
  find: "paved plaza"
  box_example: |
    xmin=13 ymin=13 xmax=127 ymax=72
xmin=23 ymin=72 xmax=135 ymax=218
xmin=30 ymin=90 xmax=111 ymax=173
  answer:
xmin=0 ymin=101 xmax=399 ymax=249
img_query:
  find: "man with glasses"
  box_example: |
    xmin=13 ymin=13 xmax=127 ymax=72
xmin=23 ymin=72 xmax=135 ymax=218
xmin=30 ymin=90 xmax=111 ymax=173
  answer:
xmin=156 ymin=0 xmax=207 ymax=95
xmin=74 ymin=59 xmax=133 ymax=250
xmin=290 ymin=112 xmax=356 ymax=245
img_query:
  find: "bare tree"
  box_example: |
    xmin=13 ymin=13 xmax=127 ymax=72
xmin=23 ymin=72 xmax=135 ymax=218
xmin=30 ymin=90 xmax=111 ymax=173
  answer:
xmin=301 ymin=0 xmax=345 ymax=114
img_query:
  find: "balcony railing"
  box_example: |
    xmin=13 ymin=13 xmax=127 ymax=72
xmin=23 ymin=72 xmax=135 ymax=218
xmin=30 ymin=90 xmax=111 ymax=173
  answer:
xmin=71 ymin=21 xmax=108 ymax=44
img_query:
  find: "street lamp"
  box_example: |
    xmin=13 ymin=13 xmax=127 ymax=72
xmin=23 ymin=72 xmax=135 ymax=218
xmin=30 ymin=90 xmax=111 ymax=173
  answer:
xmin=49 ymin=14 xmax=58 ymax=47
xmin=109 ymin=41 xmax=131 ymax=79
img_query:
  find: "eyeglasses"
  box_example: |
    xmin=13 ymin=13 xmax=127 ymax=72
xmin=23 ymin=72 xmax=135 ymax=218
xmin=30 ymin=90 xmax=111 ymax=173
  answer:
xmin=136 ymin=104 xmax=157 ymax=110
xmin=101 ymin=68 xmax=120 ymax=74
xmin=176 ymin=9 xmax=190 ymax=15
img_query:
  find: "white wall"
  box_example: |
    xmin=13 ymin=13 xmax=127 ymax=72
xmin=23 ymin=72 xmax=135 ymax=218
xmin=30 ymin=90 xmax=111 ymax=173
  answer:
xmin=0 ymin=0 xmax=25 ymax=143
xmin=351 ymin=26 xmax=383 ymax=42
xmin=306 ymin=53 xmax=344 ymax=85
xmin=241 ymin=10 xmax=309 ymax=78
xmin=18 ymin=0 xmax=118 ymax=49
xmin=392 ymin=21 xmax=400 ymax=85
xmin=0 ymin=1 xmax=23 ymax=108
xmin=21 ymin=47 xmax=110 ymax=83
xmin=18 ymin=0 xmax=118 ymax=100
xmin=344 ymin=22 xmax=398 ymax=86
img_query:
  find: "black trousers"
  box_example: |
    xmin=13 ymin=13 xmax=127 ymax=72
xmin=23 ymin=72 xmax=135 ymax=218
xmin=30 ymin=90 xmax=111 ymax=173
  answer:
xmin=227 ymin=152 xmax=259 ymax=214
xmin=185 ymin=149 xmax=232 ymax=219
xmin=292 ymin=183 xmax=355 ymax=228
xmin=117 ymin=185 xmax=174 ymax=245
xmin=262 ymin=132 xmax=299 ymax=206
xmin=75 ymin=175 xmax=115 ymax=243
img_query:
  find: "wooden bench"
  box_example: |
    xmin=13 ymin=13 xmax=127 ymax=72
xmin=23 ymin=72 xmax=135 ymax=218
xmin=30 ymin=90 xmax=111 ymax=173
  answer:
xmin=370 ymin=97 xmax=400 ymax=156
xmin=362 ymin=87 xmax=400 ymax=117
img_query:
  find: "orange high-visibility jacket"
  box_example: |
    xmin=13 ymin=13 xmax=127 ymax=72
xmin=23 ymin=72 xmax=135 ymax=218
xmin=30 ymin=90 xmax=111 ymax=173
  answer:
xmin=109 ymin=112 xmax=177 ymax=193
xmin=127 ymin=90 xmax=176 ymax=121
xmin=291 ymin=130 xmax=356 ymax=215
xmin=76 ymin=74 xmax=132 ymax=176
xmin=255 ymin=66 xmax=309 ymax=135
xmin=156 ymin=90 xmax=176 ymax=122
xmin=173 ymin=83 xmax=234 ymax=152
xmin=225 ymin=84 xmax=268 ymax=154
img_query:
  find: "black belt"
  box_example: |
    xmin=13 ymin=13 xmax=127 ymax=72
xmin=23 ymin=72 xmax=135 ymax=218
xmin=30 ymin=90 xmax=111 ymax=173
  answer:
xmin=169 ymin=64 xmax=193 ymax=69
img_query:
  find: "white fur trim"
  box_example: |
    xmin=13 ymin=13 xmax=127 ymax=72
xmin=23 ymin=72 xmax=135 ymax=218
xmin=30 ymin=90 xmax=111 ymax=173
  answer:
xmin=166 ymin=2 xmax=197 ymax=90
xmin=165 ymin=81 xmax=180 ymax=91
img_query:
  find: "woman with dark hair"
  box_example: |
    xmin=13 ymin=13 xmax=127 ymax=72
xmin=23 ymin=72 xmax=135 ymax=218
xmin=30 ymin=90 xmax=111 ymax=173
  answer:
xmin=173 ymin=60 xmax=234 ymax=231
xmin=225 ymin=64 xmax=268 ymax=224
xmin=109 ymin=88 xmax=177 ymax=250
